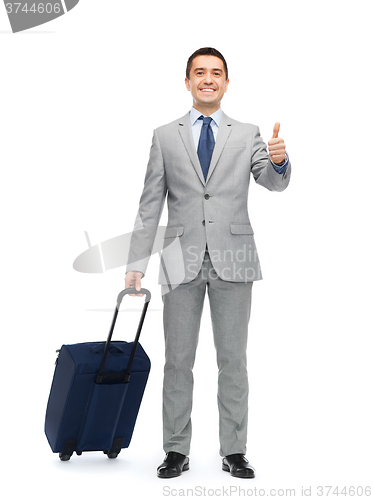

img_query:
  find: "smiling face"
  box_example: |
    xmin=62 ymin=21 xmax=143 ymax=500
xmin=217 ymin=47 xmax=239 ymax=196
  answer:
xmin=185 ymin=55 xmax=229 ymax=116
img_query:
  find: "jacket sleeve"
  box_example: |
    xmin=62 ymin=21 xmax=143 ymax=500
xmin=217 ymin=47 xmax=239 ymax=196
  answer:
xmin=126 ymin=130 xmax=167 ymax=276
xmin=250 ymin=126 xmax=291 ymax=192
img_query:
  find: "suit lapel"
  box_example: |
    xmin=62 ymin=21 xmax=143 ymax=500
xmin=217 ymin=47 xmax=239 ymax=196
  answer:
xmin=178 ymin=111 xmax=233 ymax=186
xmin=206 ymin=112 xmax=232 ymax=183
xmin=178 ymin=113 xmax=206 ymax=186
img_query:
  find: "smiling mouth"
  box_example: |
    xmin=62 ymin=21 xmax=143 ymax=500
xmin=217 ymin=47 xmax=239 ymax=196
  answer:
xmin=199 ymin=88 xmax=216 ymax=93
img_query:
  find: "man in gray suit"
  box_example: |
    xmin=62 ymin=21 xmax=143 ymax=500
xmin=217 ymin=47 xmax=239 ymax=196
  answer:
xmin=125 ymin=47 xmax=291 ymax=478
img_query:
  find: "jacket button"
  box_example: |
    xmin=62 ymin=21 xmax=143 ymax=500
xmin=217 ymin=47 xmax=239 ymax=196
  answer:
xmin=204 ymin=194 xmax=210 ymax=200
xmin=202 ymin=220 xmax=205 ymax=225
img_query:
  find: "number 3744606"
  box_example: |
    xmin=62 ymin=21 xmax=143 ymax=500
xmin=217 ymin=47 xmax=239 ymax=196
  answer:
xmin=316 ymin=485 xmax=371 ymax=496
xmin=5 ymin=3 xmax=62 ymax=14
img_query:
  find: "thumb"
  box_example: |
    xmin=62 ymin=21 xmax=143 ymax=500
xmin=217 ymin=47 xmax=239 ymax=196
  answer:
xmin=136 ymin=276 xmax=142 ymax=291
xmin=272 ymin=122 xmax=280 ymax=139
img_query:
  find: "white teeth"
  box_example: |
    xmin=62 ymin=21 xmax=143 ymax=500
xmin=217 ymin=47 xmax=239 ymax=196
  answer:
xmin=201 ymin=89 xmax=214 ymax=92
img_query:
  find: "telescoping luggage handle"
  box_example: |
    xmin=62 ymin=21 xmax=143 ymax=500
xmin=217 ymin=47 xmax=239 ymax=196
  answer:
xmin=95 ymin=288 xmax=151 ymax=384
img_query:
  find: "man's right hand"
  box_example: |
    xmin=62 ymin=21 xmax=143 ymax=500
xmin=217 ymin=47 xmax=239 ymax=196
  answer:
xmin=125 ymin=271 xmax=144 ymax=297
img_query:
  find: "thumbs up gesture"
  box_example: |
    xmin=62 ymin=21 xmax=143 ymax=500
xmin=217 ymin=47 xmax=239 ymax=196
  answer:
xmin=268 ymin=122 xmax=286 ymax=165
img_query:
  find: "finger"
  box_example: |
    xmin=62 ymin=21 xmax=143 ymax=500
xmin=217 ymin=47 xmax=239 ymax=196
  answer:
xmin=269 ymin=147 xmax=285 ymax=156
xmin=272 ymin=122 xmax=280 ymax=139
xmin=134 ymin=276 xmax=144 ymax=296
xmin=268 ymin=137 xmax=284 ymax=147
xmin=127 ymin=279 xmax=143 ymax=296
xmin=269 ymin=150 xmax=286 ymax=159
xmin=135 ymin=276 xmax=142 ymax=291
xmin=270 ymin=154 xmax=286 ymax=163
xmin=268 ymin=142 xmax=286 ymax=151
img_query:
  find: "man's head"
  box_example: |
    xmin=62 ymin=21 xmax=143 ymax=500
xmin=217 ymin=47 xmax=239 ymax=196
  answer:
xmin=185 ymin=47 xmax=229 ymax=115
xmin=186 ymin=47 xmax=228 ymax=81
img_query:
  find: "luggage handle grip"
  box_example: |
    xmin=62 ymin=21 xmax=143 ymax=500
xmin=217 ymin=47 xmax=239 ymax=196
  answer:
xmin=117 ymin=288 xmax=151 ymax=304
xmin=90 ymin=344 xmax=125 ymax=355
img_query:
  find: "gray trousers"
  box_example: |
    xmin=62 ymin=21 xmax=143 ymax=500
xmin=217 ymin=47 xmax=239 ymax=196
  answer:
xmin=161 ymin=250 xmax=253 ymax=457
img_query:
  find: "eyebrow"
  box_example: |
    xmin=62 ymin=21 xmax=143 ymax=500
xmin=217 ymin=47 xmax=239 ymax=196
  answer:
xmin=193 ymin=67 xmax=223 ymax=73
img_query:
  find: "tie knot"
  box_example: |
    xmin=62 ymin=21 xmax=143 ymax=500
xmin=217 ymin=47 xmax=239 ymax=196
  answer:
xmin=199 ymin=115 xmax=213 ymax=126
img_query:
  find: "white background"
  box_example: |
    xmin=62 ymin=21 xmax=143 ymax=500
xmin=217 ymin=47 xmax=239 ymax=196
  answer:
xmin=1 ymin=1 xmax=372 ymax=498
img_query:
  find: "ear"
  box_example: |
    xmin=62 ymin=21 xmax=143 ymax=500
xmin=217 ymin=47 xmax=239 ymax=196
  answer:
xmin=185 ymin=77 xmax=191 ymax=91
xmin=224 ymin=78 xmax=230 ymax=93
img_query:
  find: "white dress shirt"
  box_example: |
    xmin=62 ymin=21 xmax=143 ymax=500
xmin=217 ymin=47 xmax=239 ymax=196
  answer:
xmin=189 ymin=107 xmax=222 ymax=149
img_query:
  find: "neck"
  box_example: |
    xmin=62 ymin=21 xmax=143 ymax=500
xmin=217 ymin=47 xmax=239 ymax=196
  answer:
xmin=193 ymin=103 xmax=220 ymax=117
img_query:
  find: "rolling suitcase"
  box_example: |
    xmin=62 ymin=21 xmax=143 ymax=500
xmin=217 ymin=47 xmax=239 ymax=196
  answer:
xmin=44 ymin=288 xmax=151 ymax=461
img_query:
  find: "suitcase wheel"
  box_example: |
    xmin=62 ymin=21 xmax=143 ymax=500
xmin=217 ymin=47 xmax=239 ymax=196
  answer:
xmin=59 ymin=440 xmax=76 ymax=461
xmin=104 ymin=437 xmax=125 ymax=459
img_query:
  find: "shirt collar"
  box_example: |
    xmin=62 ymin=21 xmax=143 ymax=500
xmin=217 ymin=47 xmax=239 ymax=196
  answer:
xmin=190 ymin=107 xmax=223 ymax=127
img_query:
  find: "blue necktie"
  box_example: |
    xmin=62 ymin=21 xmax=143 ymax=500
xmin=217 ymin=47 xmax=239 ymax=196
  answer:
xmin=197 ymin=116 xmax=215 ymax=180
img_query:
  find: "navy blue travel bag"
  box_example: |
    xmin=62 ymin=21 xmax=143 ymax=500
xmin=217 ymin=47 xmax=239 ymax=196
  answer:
xmin=44 ymin=288 xmax=151 ymax=461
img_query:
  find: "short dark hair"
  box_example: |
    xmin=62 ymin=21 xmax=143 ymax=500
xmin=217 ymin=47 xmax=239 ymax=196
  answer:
xmin=186 ymin=47 xmax=228 ymax=80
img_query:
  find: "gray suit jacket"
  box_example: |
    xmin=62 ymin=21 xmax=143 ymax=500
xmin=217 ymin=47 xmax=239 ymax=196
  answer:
xmin=126 ymin=111 xmax=291 ymax=284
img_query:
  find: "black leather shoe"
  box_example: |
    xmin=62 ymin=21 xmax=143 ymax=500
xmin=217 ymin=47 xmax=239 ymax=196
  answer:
xmin=157 ymin=451 xmax=189 ymax=478
xmin=222 ymin=454 xmax=255 ymax=478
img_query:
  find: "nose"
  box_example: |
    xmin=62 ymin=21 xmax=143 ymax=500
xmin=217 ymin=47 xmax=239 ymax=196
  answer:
xmin=203 ymin=72 xmax=213 ymax=84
